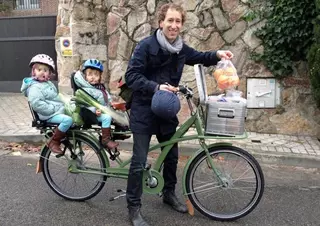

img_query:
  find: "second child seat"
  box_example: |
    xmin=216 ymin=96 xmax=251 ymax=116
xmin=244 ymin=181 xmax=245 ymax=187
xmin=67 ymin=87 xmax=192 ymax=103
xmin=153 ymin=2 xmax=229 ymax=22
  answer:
xmin=70 ymin=71 xmax=131 ymax=140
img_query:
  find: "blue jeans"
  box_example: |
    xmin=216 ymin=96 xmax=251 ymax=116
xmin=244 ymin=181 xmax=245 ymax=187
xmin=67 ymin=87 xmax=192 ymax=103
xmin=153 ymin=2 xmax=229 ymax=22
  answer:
xmin=47 ymin=114 xmax=73 ymax=132
xmin=97 ymin=113 xmax=112 ymax=128
xmin=126 ymin=132 xmax=178 ymax=207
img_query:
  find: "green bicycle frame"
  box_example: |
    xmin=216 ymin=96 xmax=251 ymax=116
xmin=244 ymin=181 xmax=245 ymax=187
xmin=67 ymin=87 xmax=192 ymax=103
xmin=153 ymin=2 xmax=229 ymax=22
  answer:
xmin=39 ymin=94 xmax=247 ymax=195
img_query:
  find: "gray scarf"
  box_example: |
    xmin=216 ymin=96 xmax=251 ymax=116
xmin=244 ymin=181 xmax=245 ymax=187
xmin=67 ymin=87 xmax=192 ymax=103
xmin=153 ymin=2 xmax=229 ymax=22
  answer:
xmin=156 ymin=29 xmax=183 ymax=54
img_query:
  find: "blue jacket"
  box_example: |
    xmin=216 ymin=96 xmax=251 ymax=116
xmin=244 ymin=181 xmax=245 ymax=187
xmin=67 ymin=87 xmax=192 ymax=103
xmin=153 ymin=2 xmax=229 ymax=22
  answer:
xmin=74 ymin=71 xmax=112 ymax=106
xmin=125 ymin=29 xmax=219 ymax=134
xmin=21 ymin=78 xmax=65 ymax=120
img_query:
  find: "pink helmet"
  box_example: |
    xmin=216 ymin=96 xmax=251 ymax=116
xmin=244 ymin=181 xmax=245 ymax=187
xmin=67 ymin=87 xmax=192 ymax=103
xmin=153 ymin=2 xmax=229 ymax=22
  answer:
xmin=29 ymin=54 xmax=55 ymax=72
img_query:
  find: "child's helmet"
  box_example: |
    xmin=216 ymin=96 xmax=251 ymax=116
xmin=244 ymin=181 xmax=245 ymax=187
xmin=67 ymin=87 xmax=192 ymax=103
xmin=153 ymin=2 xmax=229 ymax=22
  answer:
xmin=29 ymin=54 xmax=55 ymax=72
xmin=82 ymin=59 xmax=103 ymax=72
xmin=151 ymin=90 xmax=181 ymax=119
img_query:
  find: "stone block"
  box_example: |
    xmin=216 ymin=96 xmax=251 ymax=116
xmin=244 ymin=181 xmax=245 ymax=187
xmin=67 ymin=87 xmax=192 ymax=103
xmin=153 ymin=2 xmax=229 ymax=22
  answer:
xmin=107 ymin=12 xmax=122 ymax=35
xmin=77 ymin=44 xmax=107 ymax=61
xmin=223 ymin=21 xmax=246 ymax=43
xmin=127 ymin=7 xmax=147 ymax=36
xmin=72 ymin=3 xmax=94 ymax=21
xmin=108 ymin=31 xmax=121 ymax=59
xmin=117 ymin=30 xmax=134 ymax=60
xmin=182 ymin=12 xmax=199 ymax=32
xmin=221 ymin=0 xmax=239 ymax=12
xmin=147 ymin=0 xmax=156 ymax=14
xmin=133 ymin=23 xmax=151 ymax=42
xmin=212 ymin=8 xmax=230 ymax=31
xmin=229 ymin=5 xmax=249 ymax=24
xmin=197 ymin=32 xmax=225 ymax=51
xmin=242 ymin=21 xmax=264 ymax=49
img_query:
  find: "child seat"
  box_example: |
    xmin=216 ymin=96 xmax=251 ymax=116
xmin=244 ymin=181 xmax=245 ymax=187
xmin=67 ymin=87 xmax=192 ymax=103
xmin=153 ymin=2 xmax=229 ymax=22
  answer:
xmin=28 ymin=102 xmax=58 ymax=129
xmin=70 ymin=72 xmax=130 ymax=135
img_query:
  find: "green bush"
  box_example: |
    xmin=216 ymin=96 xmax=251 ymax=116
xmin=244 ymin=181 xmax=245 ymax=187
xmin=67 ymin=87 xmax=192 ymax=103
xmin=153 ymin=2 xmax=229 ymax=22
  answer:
xmin=307 ymin=1 xmax=320 ymax=107
xmin=252 ymin=0 xmax=316 ymax=78
xmin=0 ymin=2 xmax=12 ymax=12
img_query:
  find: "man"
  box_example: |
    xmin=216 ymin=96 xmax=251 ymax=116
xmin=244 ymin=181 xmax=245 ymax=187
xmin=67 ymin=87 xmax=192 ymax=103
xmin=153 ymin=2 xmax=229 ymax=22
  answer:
xmin=125 ymin=3 xmax=233 ymax=226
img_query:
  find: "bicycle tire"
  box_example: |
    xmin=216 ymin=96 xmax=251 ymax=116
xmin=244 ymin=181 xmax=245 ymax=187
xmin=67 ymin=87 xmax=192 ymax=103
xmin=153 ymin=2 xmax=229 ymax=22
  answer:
xmin=41 ymin=133 xmax=107 ymax=201
xmin=185 ymin=146 xmax=264 ymax=221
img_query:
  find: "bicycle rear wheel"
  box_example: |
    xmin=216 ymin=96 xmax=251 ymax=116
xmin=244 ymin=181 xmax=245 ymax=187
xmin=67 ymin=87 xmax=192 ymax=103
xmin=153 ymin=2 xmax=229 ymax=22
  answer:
xmin=185 ymin=146 xmax=264 ymax=221
xmin=41 ymin=133 xmax=107 ymax=201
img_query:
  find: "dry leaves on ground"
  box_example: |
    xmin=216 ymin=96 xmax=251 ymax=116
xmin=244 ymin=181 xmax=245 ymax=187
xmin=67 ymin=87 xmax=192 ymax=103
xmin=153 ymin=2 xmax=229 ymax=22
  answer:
xmin=0 ymin=141 xmax=41 ymax=153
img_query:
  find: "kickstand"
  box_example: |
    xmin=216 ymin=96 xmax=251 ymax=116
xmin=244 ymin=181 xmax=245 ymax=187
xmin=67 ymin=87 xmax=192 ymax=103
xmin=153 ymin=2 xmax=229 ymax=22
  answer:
xmin=109 ymin=189 xmax=126 ymax=201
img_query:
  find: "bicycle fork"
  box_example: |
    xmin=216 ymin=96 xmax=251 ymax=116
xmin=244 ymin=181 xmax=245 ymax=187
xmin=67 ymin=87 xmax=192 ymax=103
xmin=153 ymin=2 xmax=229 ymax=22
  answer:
xmin=200 ymin=140 xmax=228 ymax=187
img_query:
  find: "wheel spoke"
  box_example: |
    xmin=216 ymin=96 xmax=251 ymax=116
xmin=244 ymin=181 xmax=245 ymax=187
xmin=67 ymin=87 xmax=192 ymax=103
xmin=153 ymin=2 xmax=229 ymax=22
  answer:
xmin=186 ymin=147 xmax=264 ymax=221
xmin=42 ymin=135 xmax=106 ymax=201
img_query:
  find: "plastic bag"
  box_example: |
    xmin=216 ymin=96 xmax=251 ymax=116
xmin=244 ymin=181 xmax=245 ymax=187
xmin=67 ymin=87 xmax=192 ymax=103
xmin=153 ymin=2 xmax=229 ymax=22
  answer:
xmin=212 ymin=59 xmax=239 ymax=91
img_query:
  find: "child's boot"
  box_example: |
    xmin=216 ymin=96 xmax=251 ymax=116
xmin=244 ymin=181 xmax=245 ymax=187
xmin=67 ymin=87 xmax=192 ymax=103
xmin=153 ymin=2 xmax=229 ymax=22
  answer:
xmin=48 ymin=128 xmax=66 ymax=154
xmin=101 ymin=128 xmax=119 ymax=149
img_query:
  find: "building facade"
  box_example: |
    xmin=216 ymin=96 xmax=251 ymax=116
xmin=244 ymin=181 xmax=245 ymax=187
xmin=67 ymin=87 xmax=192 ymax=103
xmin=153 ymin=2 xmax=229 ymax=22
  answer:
xmin=0 ymin=0 xmax=58 ymax=17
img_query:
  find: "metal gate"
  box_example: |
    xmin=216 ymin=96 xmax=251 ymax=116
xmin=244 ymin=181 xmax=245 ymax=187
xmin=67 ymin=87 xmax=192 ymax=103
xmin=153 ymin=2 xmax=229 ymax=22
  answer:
xmin=0 ymin=15 xmax=56 ymax=92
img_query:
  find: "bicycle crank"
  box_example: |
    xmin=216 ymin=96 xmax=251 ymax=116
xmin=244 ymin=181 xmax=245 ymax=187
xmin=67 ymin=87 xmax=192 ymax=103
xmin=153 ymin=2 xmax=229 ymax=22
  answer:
xmin=142 ymin=169 xmax=164 ymax=195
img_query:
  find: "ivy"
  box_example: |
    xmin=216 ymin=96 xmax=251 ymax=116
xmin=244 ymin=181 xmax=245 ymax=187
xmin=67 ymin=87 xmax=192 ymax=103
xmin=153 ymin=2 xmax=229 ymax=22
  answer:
xmin=0 ymin=1 xmax=13 ymax=12
xmin=307 ymin=0 xmax=320 ymax=107
xmin=247 ymin=0 xmax=316 ymax=78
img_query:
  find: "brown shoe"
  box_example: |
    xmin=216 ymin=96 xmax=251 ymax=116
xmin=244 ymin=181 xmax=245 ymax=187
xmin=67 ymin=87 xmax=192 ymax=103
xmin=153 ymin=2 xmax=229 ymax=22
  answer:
xmin=101 ymin=128 xmax=119 ymax=149
xmin=48 ymin=128 xmax=66 ymax=154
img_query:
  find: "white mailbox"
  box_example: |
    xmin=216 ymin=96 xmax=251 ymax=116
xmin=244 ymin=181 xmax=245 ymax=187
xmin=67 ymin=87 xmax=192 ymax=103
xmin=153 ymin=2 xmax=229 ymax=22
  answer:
xmin=246 ymin=78 xmax=281 ymax=108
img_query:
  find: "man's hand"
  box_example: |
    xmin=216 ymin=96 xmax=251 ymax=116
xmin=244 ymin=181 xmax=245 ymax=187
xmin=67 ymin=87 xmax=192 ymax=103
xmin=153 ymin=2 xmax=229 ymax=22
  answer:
xmin=216 ymin=50 xmax=234 ymax=60
xmin=96 ymin=109 xmax=102 ymax=116
xmin=159 ymin=83 xmax=179 ymax=93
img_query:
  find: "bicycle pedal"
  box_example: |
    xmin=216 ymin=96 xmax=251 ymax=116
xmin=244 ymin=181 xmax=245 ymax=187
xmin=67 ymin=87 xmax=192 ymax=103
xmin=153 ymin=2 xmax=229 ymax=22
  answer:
xmin=109 ymin=193 xmax=126 ymax=202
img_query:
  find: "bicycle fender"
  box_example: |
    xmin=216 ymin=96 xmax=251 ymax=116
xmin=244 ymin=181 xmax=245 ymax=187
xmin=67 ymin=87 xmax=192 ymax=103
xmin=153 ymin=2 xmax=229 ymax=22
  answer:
xmin=36 ymin=144 xmax=47 ymax=173
xmin=181 ymin=142 xmax=232 ymax=195
xmin=74 ymin=131 xmax=110 ymax=168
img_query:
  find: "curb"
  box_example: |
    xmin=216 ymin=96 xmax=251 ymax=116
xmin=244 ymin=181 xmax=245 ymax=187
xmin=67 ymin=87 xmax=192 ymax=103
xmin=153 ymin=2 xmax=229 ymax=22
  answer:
xmin=1 ymin=134 xmax=320 ymax=169
xmin=118 ymin=141 xmax=320 ymax=169
xmin=0 ymin=134 xmax=44 ymax=143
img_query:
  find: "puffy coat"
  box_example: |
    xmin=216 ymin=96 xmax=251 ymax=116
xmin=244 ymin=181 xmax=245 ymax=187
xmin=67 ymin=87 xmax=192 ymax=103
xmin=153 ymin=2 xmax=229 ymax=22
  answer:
xmin=73 ymin=71 xmax=111 ymax=106
xmin=125 ymin=29 xmax=219 ymax=135
xmin=21 ymin=78 xmax=65 ymax=120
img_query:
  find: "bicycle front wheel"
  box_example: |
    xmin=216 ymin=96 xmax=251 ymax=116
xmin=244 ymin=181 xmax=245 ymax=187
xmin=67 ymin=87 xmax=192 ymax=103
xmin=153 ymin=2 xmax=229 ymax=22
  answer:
xmin=185 ymin=146 xmax=264 ymax=221
xmin=41 ymin=133 xmax=107 ymax=201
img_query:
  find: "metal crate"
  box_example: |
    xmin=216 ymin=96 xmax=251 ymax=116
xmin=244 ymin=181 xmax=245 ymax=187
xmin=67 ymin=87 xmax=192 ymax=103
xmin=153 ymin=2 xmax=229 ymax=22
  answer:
xmin=194 ymin=64 xmax=247 ymax=136
xmin=205 ymin=100 xmax=246 ymax=136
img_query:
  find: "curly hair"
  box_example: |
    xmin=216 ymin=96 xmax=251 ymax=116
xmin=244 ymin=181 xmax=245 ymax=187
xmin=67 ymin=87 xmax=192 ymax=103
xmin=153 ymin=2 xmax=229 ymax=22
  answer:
xmin=157 ymin=3 xmax=186 ymax=26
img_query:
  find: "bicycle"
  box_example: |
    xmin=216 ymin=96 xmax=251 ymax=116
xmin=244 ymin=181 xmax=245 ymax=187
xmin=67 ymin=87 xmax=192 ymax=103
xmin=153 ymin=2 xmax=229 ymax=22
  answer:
xmin=31 ymin=66 xmax=264 ymax=222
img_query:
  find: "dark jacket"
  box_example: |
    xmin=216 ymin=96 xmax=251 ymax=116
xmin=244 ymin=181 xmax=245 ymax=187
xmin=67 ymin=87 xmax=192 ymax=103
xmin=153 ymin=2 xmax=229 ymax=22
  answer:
xmin=125 ymin=29 xmax=219 ymax=135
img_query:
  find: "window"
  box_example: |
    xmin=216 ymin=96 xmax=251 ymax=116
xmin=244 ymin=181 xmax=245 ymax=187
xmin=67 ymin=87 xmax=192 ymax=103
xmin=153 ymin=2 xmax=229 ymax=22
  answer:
xmin=15 ymin=0 xmax=39 ymax=10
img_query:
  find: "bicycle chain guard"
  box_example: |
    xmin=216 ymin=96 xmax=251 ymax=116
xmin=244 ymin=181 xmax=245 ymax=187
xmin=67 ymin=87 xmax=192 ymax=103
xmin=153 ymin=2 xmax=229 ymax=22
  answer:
xmin=142 ymin=169 xmax=164 ymax=195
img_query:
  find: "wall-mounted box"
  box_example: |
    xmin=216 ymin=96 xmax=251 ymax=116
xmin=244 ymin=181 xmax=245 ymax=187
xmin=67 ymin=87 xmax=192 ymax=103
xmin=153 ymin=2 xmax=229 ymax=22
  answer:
xmin=246 ymin=78 xmax=281 ymax=108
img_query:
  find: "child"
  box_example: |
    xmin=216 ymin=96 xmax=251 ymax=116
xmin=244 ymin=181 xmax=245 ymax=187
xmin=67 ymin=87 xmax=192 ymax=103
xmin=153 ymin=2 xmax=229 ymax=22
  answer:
xmin=21 ymin=54 xmax=73 ymax=154
xmin=74 ymin=59 xmax=119 ymax=149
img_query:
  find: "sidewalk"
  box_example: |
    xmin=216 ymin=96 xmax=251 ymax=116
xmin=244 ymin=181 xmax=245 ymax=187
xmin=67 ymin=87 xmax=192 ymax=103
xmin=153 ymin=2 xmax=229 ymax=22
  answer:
xmin=1 ymin=92 xmax=320 ymax=167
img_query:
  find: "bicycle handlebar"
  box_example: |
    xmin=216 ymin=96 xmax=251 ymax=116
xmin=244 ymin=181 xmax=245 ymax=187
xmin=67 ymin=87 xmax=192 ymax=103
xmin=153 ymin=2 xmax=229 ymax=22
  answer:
xmin=178 ymin=85 xmax=193 ymax=98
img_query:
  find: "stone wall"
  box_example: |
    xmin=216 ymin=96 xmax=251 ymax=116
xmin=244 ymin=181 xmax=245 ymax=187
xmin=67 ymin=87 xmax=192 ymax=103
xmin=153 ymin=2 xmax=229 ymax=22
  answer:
xmin=56 ymin=0 xmax=320 ymax=137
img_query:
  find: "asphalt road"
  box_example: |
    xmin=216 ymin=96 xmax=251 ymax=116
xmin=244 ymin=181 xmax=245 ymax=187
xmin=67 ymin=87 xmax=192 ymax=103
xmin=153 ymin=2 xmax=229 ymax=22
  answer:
xmin=0 ymin=150 xmax=319 ymax=226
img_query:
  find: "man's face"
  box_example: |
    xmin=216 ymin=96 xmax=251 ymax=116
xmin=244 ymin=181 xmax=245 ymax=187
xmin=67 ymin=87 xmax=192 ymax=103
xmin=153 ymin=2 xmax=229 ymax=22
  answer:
xmin=85 ymin=68 xmax=101 ymax=85
xmin=159 ymin=8 xmax=183 ymax=43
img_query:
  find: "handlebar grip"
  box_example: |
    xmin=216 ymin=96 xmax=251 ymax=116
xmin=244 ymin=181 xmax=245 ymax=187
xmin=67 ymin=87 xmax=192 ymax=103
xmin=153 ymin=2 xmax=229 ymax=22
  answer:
xmin=179 ymin=85 xmax=188 ymax=94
